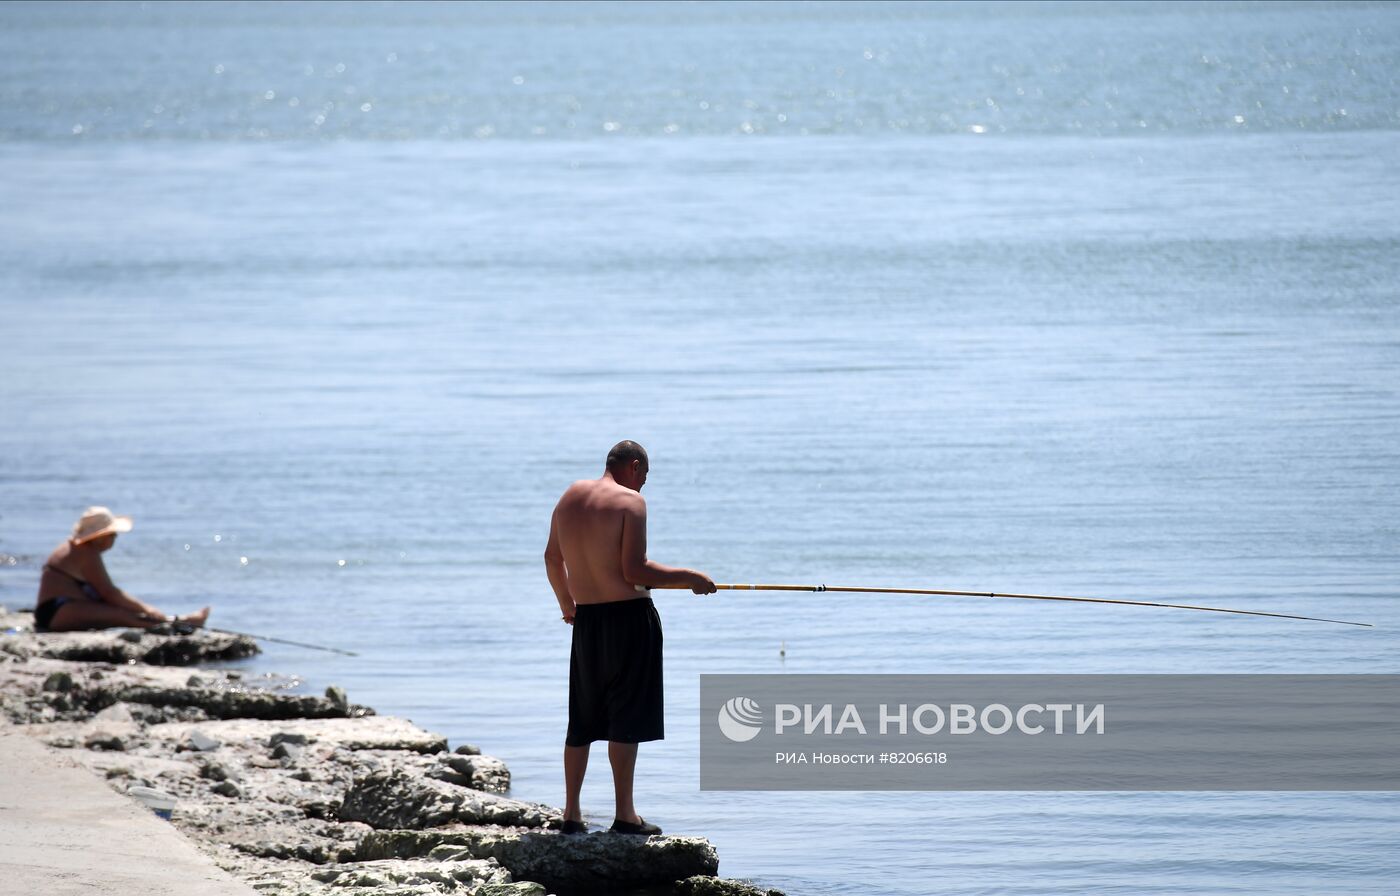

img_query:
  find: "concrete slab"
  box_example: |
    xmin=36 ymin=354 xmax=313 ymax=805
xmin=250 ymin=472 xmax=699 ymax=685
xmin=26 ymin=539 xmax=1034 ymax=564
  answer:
xmin=0 ymin=723 xmax=257 ymax=896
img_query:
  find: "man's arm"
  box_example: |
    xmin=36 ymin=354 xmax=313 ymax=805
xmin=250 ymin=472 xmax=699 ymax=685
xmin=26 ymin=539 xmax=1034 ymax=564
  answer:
xmin=544 ymin=509 xmax=576 ymax=623
xmin=619 ymin=496 xmax=716 ymax=594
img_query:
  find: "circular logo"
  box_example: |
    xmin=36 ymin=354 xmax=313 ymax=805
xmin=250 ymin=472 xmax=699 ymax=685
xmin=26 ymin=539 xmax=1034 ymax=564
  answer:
xmin=717 ymin=696 xmax=763 ymax=742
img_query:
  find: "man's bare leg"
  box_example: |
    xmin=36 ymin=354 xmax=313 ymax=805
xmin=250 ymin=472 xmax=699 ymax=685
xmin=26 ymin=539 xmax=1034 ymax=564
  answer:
xmin=608 ymin=741 xmax=639 ymax=823
xmin=563 ymin=743 xmax=589 ymax=822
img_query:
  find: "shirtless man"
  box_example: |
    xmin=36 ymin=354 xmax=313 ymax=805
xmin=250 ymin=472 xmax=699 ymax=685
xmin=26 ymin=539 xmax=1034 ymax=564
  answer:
xmin=544 ymin=440 xmax=715 ymax=835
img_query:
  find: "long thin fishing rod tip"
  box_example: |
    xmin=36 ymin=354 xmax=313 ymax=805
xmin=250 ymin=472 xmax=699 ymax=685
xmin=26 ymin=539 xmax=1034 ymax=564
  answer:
xmin=204 ymin=626 xmax=359 ymax=656
xmin=698 ymin=583 xmax=1372 ymax=628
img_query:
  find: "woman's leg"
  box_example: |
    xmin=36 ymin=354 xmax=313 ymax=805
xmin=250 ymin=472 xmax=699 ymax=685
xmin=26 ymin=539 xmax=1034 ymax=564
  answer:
xmin=48 ymin=600 xmax=211 ymax=632
xmin=46 ymin=600 xmax=161 ymax=631
xmin=181 ymin=606 xmax=211 ymax=627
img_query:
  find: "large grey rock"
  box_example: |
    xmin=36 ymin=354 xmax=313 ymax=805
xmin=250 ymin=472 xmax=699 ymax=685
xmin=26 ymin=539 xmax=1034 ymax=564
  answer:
xmin=149 ymin=717 xmax=448 ymax=754
xmin=114 ymin=685 xmax=371 ymax=720
xmin=308 ymin=857 xmax=512 ymax=894
xmin=435 ymin=753 xmax=510 ymax=793
xmin=478 ymin=884 xmax=546 ymax=896
xmin=31 ymin=628 xmax=259 ymax=665
xmin=172 ymin=797 xmax=370 ymax=866
xmin=357 ymin=828 xmax=720 ymax=892
xmin=196 ymin=846 xmax=514 ymax=896
xmin=674 ymin=875 xmax=788 ymax=896
xmin=338 ymin=770 xmax=551 ymax=829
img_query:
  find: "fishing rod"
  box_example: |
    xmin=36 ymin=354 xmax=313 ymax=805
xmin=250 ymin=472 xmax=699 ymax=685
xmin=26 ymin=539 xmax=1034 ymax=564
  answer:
xmin=676 ymin=583 xmax=1372 ymax=628
xmin=138 ymin=613 xmax=358 ymax=655
xmin=203 ymin=626 xmax=359 ymax=656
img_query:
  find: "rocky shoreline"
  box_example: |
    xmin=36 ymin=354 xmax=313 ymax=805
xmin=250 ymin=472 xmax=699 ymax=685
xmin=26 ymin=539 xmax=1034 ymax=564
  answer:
xmin=0 ymin=608 xmax=783 ymax=896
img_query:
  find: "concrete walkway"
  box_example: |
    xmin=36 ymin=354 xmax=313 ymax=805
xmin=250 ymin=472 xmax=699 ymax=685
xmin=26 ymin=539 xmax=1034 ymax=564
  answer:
xmin=0 ymin=724 xmax=257 ymax=896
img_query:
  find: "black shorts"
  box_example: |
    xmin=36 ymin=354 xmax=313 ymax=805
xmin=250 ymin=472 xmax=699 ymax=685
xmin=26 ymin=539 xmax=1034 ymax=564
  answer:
xmin=566 ymin=597 xmax=664 ymax=746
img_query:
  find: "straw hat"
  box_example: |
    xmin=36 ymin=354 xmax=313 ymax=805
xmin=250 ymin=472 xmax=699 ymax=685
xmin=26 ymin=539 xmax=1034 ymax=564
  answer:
xmin=71 ymin=506 xmax=133 ymax=545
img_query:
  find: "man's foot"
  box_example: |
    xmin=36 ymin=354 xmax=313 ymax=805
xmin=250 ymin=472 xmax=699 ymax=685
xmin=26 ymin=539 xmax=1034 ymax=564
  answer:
xmin=560 ymin=819 xmax=588 ymax=835
xmin=610 ymin=816 xmax=662 ymax=835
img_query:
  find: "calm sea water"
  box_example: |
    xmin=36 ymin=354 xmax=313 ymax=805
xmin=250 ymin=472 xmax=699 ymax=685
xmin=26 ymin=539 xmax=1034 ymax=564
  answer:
xmin=3 ymin=3 xmax=1400 ymax=894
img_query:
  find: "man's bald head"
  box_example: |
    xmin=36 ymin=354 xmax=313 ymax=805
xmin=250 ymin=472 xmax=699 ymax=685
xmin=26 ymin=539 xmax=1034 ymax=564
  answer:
xmin=606 ymin=440 xmax=649 ymax=474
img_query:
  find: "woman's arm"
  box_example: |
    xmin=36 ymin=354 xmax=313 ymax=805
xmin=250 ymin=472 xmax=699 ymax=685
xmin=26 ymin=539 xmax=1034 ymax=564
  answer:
xmin=81 ymin=553 xmax=164 ymax=618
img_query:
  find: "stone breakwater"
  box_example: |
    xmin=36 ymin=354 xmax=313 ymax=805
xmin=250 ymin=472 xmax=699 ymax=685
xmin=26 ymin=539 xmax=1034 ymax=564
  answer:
xmin=0 ymin=609 xmax=784 ymax=896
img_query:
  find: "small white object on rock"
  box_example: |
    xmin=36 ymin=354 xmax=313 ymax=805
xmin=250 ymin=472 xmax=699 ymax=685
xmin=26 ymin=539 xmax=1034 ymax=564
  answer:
xmin=127 ymin=784 xmax=177 ymax=819
xmin=93 ymin=702 xmax=135 ymax=722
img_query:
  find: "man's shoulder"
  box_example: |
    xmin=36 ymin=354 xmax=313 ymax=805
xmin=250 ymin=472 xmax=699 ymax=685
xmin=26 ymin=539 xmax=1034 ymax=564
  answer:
xmin=590 ymin=480 xmax=645 ymax=512
xmin=559 ymin=479 xmax=603 ymax=499
xmin=558 ymin=479 xmax=641 ymax=506
xmin=600 ymin=481 xmax=644 ymax=508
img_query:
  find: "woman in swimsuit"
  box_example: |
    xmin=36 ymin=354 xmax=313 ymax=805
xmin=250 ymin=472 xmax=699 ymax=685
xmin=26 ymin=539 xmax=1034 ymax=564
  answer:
xmin=34 ymin=506 xmax=210 ymax=632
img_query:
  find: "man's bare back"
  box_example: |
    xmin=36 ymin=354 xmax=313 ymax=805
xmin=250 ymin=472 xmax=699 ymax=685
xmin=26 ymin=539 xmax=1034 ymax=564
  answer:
xmin=550 ymin=477 xmax=648 ymax=605
xmin=545 ymin=443 xmax=715 ymax=620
